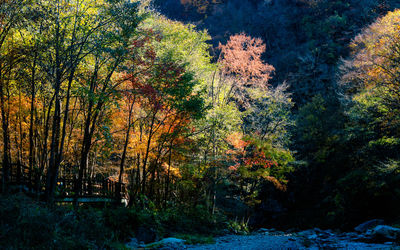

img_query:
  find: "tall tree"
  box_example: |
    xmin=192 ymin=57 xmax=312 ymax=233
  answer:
xmin=74 ymin=0 xmax=140 ymax=201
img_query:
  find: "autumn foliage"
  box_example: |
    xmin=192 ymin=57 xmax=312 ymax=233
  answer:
xmin=218 ymin=33 xmax=275 ymax=89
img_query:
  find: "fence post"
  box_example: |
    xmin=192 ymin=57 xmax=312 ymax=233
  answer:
xmin=16 ymin=163 xmax=21 ymax=186
xmin=88 ymin=177 xmax=92 ymax=195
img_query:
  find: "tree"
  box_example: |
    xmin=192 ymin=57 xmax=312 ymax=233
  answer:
xmin=218 ymin=33 xmax=274 ymax=106
xmin=244 ymin=82 xmax=293 ymax=145
xmin=72 ymin=0 xmax=141 ymax=201
xmin=340 ymin=10 xmax=400 ymax=163
xmin=341 ymin=10 xmax=400 ymax=122
xmin=0 ymin=0 xmax=34 ymax=191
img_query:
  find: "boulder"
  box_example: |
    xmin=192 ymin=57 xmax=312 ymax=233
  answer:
xmin=146 ymin=237 xmax=186 ymax=250
xmin=354 ymin=219 xmax=384 ymax=233
xmin=370 ymin=225 xmax=400 ymax=241
xmin=159 ymin=237 xmax=186 ymax=245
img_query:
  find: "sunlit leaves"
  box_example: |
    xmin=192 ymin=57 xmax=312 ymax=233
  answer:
xmin=341 ymin=9 xmax=400 ymax=139
xmin=218 ymin=33 xmax=274 ymax=89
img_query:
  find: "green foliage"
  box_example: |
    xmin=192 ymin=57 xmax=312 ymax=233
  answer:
xmin=159 ymin=205 xmax=226 ymax=235
xmin=103 ymin=207 xmax=142 ymax=241
xmin=295 ymin=95 xmax=343 ymax=163
xmin=0 ymin=194 xmax=228 ymax=248
xmin=0 ymin=195 xmax=114 ymax=249
xmin=245 ymin=83 xmax=294 ymax=147
xmin=227 ymin=218 xmax=250 ymax=235
xmin=141 ymin=14 xmax=215 ymax=83
xmin=104 ymin=202 xmax=226 ymax=241
xmin=330 ymin=160 xmax=400 ymax=225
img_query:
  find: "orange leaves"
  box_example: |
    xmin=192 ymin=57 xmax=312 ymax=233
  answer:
xmin=226 ymin=132 xmax=248 ymax=151
xmin=218 ymin=33 xmax=275 ymax=88
xmin=226 ymin=132 xmax=277 ymax=172
xmin=265 ymin=176 xmax=287 ymax=192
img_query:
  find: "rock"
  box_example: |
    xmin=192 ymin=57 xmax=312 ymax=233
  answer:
xmin=354 ymin=219 xmax=384 ymax=233
xmin=318 ymin=233 xmax=330 ymax=239
xmin=370 ymin=225 xmax=400 ymax=241
xmin=346 ymin=232 xmax=370 ymax=242
xmin=308 ymin=234 xmax=318 ymax=240
xmin=121 ymin=198 xmax=128 ymax=207
xmin=272 ymin=231 xmax=284 ymax=236
xmin=135 ymin=226 xmax=157 ymax=244
xmin=125 ymin=238 xmax=139 ymax=249
xmin=324 ymin=229 xmax=334 ymax=234
xmin=146 ymin=238 xmax=186 ymax=250
xmin=297 ymin=229 xmax=316 ymax=237
xmin=345 ymin=232 xmax=359 ymax=238
xmin=313 ymin=228 xmax=323 ymax=234
xmin=159 ymin=237 xmax=186 ymax=247
xmin=258 ymin=228 xmax=270 ymax=233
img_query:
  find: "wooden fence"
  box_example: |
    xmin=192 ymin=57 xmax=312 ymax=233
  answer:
xmin=0 ymin=163 xmax=125 ymax=201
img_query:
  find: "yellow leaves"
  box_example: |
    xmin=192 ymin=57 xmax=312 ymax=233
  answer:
xmin=344 ymin=9 xmax=400 ymax=102
xmin=162 ymin=162 xmax=181 ymax=178
xmin=351 ymin=10 xmax=400 ymax=55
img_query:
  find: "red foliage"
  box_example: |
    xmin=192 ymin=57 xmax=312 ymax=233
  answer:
xmin=226 ymin=133 xmax=277 ymax=171
xmin=218 ymin=33 xmax=275 ymax=88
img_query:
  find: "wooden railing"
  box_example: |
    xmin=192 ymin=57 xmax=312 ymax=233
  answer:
xmin=0 ymin=163 xmax=125 ymax=201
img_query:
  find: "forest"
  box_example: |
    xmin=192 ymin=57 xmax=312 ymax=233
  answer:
xmin=1 ymin=0 xmax=400 ymax=249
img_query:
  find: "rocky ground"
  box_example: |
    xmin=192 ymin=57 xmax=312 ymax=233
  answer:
xmin=185 ymin=228 xmax=396 ymax=249
xmin=127 ymin=220 xmax=400 ymax=249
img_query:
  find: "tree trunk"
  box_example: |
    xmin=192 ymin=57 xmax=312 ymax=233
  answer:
xmin=28 ymin=52 xmax=37 ymax=190
xmin=142 ymin=111 xmax=157 ymax=195
xmin=45 ymin=15 xmax=63 ymax=202
xmin=164 ymin=143 xmax=173 ymax=208
xmin=0 ymin=68 xmax=10 ymax=193
xmin=46 ymin=94 xmax=61 ymax=202
xmin=118 ymin=100 xmax=135 ymax=184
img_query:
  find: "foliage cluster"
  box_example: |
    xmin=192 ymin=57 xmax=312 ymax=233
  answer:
xmin=3 ymin=0 xmax=400 ymax=243
xmin=153 ymin=0 xmax=400 ymax=230
xmin=0 ymin=0 xmax=296 ymax=242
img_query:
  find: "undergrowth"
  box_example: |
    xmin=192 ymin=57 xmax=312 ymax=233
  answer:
xmin=0 ymin=194 xmax=226 ymax=249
